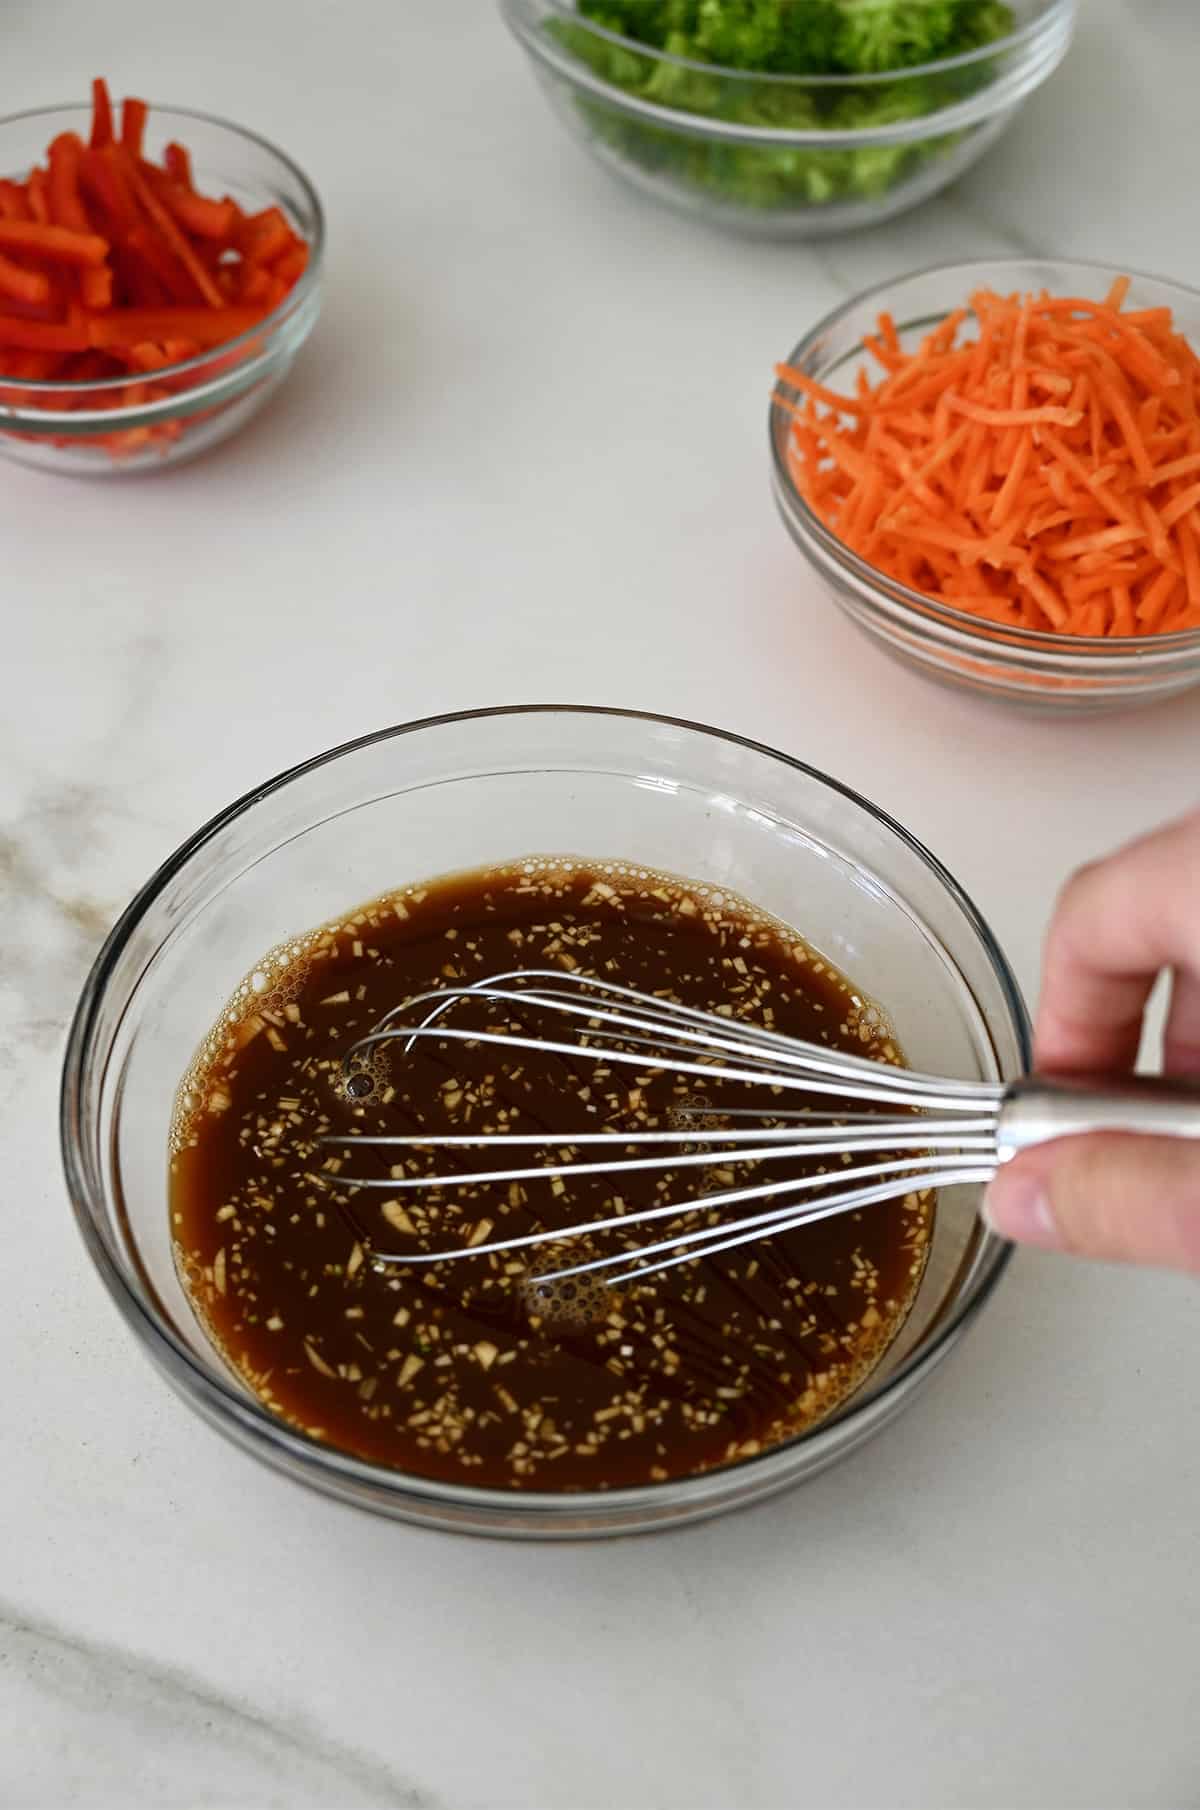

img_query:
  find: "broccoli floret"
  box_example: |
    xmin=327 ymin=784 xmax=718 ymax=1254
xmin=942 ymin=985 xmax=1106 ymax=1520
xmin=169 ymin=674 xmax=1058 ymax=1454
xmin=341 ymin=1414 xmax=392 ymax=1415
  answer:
xmin=642 ymin=30 xmax=724 ymax=106
xmin=832 ymin=2 xmax=961 ymax=73
xmin=576 ymin=0 xmax=1013 ymax=73
xmin=770 ymin=3 xmax=843 ymax=73
xmin=682 ymin=1 xmax=846 ymax=74
xmin=831 ymin=78 xmax=934 ymax=129
xmin=692 ymin=0 xmax=781 ymax=69
xmin=734 ymin=85 xmax=822 ymax=131
xmin=548 ymin=16 xmax=652 ymax=86
xmin=578 ymin=0 xmax=702 ymax=50
xmin=550 ymin=0 xmax=1016 ymax=214
xmin=953 ymin=1 xmax=1016 ymax=49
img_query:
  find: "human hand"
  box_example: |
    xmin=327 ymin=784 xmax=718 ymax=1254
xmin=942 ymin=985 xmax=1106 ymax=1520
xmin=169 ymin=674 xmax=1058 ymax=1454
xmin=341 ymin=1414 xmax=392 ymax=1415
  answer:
xmin=983 ymin=808 xmax=1200 ymax=1275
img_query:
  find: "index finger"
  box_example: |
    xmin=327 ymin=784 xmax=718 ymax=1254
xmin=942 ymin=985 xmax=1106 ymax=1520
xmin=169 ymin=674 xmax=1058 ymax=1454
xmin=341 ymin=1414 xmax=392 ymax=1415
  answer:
xmin=1036 ymin=807 xmax=1200 ymax=1074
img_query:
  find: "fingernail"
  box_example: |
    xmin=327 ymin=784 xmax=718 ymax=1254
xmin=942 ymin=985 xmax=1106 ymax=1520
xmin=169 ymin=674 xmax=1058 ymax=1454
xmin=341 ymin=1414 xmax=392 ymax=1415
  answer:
xmin=982 ymin=1174 xmax=1060 ymax=1248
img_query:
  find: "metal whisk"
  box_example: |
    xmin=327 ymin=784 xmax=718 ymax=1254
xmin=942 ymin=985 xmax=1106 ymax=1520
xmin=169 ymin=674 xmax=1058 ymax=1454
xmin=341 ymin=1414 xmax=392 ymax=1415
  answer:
xmin=315 ymin=968 xmax=1200 ymax=1285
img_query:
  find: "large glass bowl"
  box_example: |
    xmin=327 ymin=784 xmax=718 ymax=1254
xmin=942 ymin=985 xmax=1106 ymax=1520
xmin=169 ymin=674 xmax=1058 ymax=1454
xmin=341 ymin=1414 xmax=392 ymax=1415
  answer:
xmin=61 ymin=707 xmax=1027 ymax=1538
xmin=771 ymin=259 xmax=1200 ymax=714
xmin=0 ymin=105 xmax=323 ymax=475
xmin=500 ymin=0 xmax=1076 ymax=239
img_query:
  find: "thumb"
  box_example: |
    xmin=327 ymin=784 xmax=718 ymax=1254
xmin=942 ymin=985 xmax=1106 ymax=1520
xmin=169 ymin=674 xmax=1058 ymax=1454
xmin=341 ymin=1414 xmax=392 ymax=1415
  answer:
xmin=983 ymin=1133 xmax=1200 ymax=1276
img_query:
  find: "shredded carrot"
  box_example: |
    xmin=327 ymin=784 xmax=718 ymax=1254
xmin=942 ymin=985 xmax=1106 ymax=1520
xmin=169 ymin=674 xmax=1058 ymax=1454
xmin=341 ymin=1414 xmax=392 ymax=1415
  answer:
xmin=778 ymin=281 xmax=1200 ymax=639
xmin=0 ymin=78 xmax=311 ymax=460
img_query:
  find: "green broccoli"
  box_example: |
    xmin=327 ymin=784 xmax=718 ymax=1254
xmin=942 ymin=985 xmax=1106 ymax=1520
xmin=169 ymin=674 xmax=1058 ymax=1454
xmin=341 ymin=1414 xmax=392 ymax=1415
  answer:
xmin=578 ymin=0 xmax=703 ymax=50
xmin=832 ymin=2 xmax=962 ymax=73
xmin=769 ymin=3 xmax=844 ymax=74
xmin=693 ymin=0 xmax=786 ymax=69
xmin=954 ymin=0 xmax=1019 ymax=49
xmin=551 ymin=0 xmax=1016 ymax=214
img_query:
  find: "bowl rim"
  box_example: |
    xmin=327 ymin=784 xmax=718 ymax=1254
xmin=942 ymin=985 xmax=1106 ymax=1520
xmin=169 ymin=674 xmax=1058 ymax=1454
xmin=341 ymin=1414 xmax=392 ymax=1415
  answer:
xmin=770 ymin=256 xmax=1200 ymax=663
xmin=501 ymin=0 xmax=1076 ymax=147
xmin=60 ymin=704 xmax=1025 ymax=1517
xmin=0 ymin=101 xmax=325 ymax=401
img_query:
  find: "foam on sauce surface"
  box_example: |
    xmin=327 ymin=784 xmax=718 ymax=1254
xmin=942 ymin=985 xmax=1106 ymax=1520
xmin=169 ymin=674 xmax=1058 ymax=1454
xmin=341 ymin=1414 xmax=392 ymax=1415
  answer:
xmin=170 ymin=859 xmax=932 ymax=1490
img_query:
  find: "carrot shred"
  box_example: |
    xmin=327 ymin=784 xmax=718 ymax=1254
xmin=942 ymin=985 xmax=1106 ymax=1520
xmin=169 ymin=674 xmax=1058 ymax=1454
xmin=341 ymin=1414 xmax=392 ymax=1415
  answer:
xmin=780 ymin=279 xmax=1200 ymax=639
xmin=1159 ymin=481 xmax=1200 ymax=530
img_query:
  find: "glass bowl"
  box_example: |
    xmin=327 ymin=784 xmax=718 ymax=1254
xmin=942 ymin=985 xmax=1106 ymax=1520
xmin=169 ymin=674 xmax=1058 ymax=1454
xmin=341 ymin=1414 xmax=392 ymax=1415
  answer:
xmin=61 ymin=706 xmax=1027 ymax=1538
xmin=0 ymin=105 xmax=323 ymax=475
xmin=770 ymin=259 xmax=1200 ymax=714
xmin=499 ymin=0 xmax=1076 ymax=239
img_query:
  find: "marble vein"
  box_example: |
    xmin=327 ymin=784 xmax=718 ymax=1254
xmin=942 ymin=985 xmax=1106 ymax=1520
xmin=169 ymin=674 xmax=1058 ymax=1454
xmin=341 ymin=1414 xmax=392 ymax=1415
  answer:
xmin=0 ymin=1596 xmax=437 ymax=1810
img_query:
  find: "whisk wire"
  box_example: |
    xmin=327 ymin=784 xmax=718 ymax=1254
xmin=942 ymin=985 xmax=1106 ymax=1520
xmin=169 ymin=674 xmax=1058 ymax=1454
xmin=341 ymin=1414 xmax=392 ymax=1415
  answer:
xmin=315 ymin=968 xmax=1002 ymax=1283
xmin=374 ymin=1151 xmax=988 ymax=1269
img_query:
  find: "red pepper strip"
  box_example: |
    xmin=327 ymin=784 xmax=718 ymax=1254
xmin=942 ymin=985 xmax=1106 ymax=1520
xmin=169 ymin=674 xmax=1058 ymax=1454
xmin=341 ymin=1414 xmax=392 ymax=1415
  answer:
xmin=164 ymin=141 xmax=193 ymax=188
xmin=138 ymin=165 xmax=237 ymax=240
xmin=81 ymin=264 xmax=114 ymax=309
xmin=122 ymin=156 xmax=224 ymax=308
xmin=88 ymin=305 xmax=267 ymax=349
xmin=83 ymin=149 xmax=191 ymax=302
xmin=239 ymin=206 xmax=293 ymax=266
xmin=27 ymin=171 xmax=50 ymax=223
xmin=91 ymin=78 xmax=115 ymax=148
xmin=79 ymin=146 xmax=137 ymax=234
xmin=241 ymin=266 xmax=271 ymax=304
xmin=0 ymin=218 xmax=109 ymax=266
xmin=78 ymin=351 xmax=123 ymax=383
xmin=273 ymin=244 xmax=308 ymax=285
xmin=48 ymin=133 xmax=90 ymax=231
xmin=0 ymin=316 xmax=91 ymax=351
xmin=128 ymin=220 xmax=194 ymax=303
xmin=120 ymin=97 xmax=149 ymax=156
xmin=0 ymin=348 xmax=65 ymax=379
xmin=0 ymin=180 xmax=32 ymax=222
xmin=127 ymin=340 xmax=172 ymax=371
xmin=0 ymin=294 xmax=61 ymax=322
xmin=110 ymin=242 xmax=168 ymax=308
xmin=0 ymin=251 xmax=51 ymax=306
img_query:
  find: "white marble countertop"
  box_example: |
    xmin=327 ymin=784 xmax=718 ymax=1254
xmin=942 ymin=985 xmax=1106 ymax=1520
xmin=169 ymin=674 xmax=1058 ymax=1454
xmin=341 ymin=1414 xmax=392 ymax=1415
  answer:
xmin=3 ymin=3 xmax=1199 ymax=1806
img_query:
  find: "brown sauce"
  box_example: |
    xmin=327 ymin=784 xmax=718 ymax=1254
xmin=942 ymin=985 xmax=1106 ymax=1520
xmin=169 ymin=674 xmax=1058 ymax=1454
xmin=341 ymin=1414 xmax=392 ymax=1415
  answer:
xmin=170 ymin=859 xmax=931 ymax=1491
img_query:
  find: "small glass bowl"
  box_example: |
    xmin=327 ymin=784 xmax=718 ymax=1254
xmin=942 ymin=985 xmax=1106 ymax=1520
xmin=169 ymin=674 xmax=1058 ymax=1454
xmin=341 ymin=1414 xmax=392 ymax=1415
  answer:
xmin=500 ymin=0 xmax=1076 ymax=239
xmin=62 ymin=707 xmax=1026 ymax=1539
xmin=0 ymin=105 xmax=323 ymax=475
xmin=770 ymin=259 xmax=1200 ymax=714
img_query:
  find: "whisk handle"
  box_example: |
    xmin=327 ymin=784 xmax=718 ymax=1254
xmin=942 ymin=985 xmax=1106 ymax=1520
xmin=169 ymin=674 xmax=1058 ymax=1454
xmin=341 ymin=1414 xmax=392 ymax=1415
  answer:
xmin=996 ymin=1074 xmax=1200 ymax=1160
